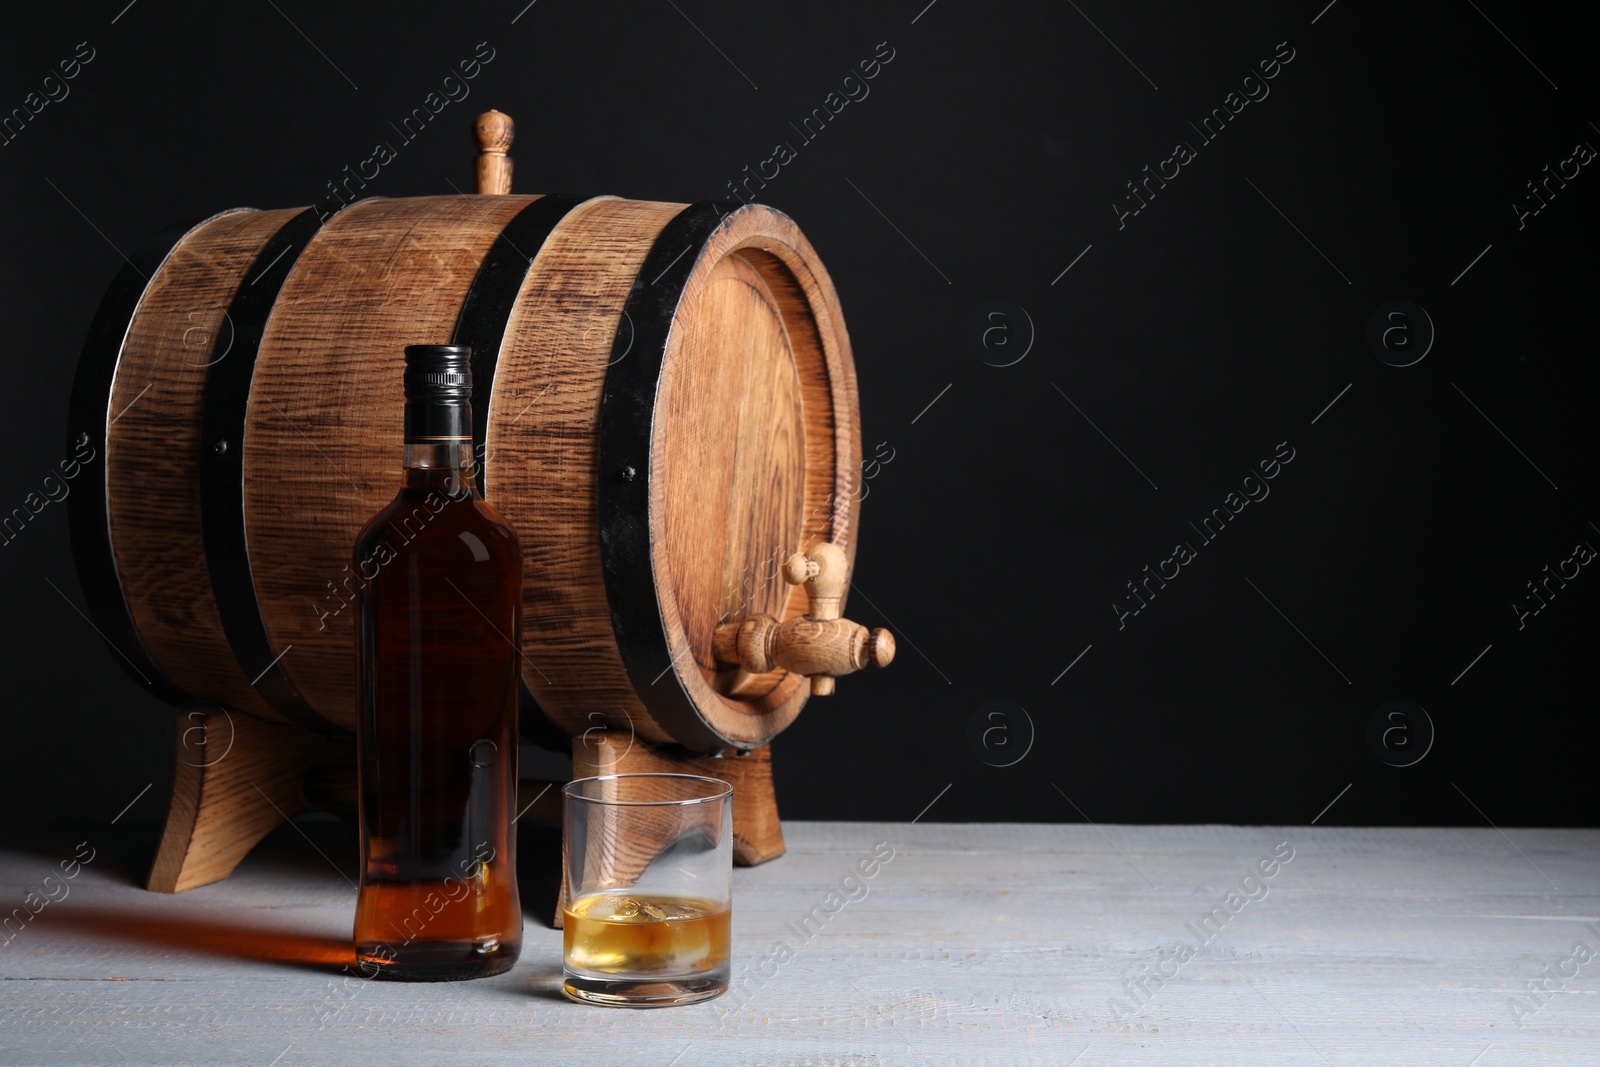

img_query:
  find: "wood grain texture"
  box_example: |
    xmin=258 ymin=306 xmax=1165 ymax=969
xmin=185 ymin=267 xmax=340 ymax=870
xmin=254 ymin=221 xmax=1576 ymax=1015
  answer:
xmin=662 ymin=250 xmax=805 ymax=707
xmin=146 ymin=707 xmax=324 ymax=892
xmin=247 ymin=194 xmax=538 ymax=730
xmin=571 ymin=730 xmax=783 ymax=868
xmin=712 ymin=612 xmax=895 ymax=678
xmin=488 ymin=198 xmax=862 ymax=750
xmin=107 ymin=208 xmax=301 ymax=724
xmin=749 ymin=240 xmax=860 ymax=601
xmin=713 ymin=542 xmax=895 ymax=694
xmin=482 ymin=195 xmax=684 ymax=744
xmin=90 ymin=194 xmax=863 ymax=753
xmin=7 ymin=822 xmax=1596 ymax=1065
xmin=473 ymin=110 xmax=514 ymax=196
xmin=648 ymin=210 xmax=862 ymax=747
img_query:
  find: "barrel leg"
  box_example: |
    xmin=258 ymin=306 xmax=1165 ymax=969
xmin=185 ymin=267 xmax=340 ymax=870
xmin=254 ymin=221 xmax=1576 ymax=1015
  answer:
xmin=553 ymin=730 xmax=785 ymax=927
xmin=147 ymin=706 xmax=326 ymax=893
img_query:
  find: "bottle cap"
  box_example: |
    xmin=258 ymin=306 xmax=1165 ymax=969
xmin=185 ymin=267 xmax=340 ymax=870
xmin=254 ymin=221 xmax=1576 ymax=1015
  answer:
xmin=404 ymin=344 xmax=473 ymax=401
xmin=403 ymin=345 xmax=473 ymax=443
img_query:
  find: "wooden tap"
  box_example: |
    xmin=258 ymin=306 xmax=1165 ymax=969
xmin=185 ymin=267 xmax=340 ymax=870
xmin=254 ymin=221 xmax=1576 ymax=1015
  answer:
xmin=713 ymin=543 xmax=894 ymax=696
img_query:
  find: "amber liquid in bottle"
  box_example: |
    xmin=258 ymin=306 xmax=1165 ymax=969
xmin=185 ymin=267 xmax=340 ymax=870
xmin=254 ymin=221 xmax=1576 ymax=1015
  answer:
xmin=352 ymin=345 xmax=523 ymax=981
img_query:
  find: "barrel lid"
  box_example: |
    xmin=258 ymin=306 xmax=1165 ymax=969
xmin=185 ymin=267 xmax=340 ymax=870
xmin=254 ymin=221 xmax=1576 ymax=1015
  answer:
xmin=599 ymin=201 xmax=861 ymax=751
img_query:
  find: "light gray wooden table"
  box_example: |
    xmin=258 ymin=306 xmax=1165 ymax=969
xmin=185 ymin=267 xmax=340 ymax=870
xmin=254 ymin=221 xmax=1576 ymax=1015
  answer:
xmin=3 ymin=819 xmax=1596 ymax=1065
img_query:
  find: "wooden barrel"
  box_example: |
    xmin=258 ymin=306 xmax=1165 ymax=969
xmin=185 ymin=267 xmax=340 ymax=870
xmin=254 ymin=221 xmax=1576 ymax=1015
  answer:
xmin=68 ymin=193 xmax=862 ymax=753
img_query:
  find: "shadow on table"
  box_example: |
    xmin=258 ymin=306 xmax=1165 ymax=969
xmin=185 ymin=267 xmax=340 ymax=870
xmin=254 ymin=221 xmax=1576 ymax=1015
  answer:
xmin=36 ymin=905 xmax=354 ymax=974
xmin=505 ymin=967 xmax=573 ymax=1003
xmin=16 ymin=816 xmax=568 ymax=978
xmin=4 ymin=816 xmax=359 ymax=892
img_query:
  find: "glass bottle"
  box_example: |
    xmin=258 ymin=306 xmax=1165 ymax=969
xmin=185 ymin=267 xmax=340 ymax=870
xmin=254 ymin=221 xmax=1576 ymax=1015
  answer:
xmin=352 ymin=343 xmax=523 ymax=980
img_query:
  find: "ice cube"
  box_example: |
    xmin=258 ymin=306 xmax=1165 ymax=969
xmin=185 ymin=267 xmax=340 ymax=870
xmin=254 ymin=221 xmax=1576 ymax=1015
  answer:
xmin=654 ymin=900 xmax=698 ymax=920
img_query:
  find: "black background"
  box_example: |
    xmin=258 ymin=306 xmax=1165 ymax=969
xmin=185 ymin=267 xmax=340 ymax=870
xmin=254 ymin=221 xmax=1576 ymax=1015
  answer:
xmin=3 ymin=0 xmax=1595 ymax=835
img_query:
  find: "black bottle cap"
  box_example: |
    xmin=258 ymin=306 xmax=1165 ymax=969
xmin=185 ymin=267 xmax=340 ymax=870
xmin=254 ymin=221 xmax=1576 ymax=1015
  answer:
xmin=404 ymin=344 xmax=473 ymax=401
xmin=403 ymin=344 xmax=473 ymax=442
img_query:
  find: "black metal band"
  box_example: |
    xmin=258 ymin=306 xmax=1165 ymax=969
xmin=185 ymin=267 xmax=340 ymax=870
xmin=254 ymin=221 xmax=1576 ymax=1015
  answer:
xmin=451 ymin=193 xmax=583 ymax=495
xmin=597 ymin=201 xmax=744 ymax=753
xmin=200 ymin=207 xmax=335 ymax=732
xmin=66 ymin=214 xmax=241 ymax=705
xmin=450 ymin=193 xmax=585 ymax=751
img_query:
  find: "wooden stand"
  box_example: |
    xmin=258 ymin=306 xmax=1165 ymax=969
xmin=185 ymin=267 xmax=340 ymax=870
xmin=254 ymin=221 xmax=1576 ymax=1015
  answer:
xmin=147 ymin=707 xmax=328 ymax=893
xmin=553 ymin=728 xmax=785 ymax=927
xmin=146 ymin=710 xmax=784 ymax=912
xmin=571 ymin=731 xmax=784 ymax=865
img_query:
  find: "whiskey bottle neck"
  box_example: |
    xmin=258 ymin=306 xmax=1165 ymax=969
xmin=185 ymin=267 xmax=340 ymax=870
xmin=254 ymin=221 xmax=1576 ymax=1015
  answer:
xmin=403 ymin=442 xmax=476 ymax=493
xmin=401 ymin=344 xmax=476 ymax=494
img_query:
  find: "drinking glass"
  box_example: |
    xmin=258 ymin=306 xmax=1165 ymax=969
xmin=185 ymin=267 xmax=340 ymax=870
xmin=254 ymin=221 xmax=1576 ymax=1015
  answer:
xmin=562 ymin=773 xmax=733 ymax=1006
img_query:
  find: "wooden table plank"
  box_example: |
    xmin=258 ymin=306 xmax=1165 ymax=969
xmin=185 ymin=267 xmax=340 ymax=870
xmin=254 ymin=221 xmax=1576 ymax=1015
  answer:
xmin=2 ymin=820 xmax=1596 ymax=1065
